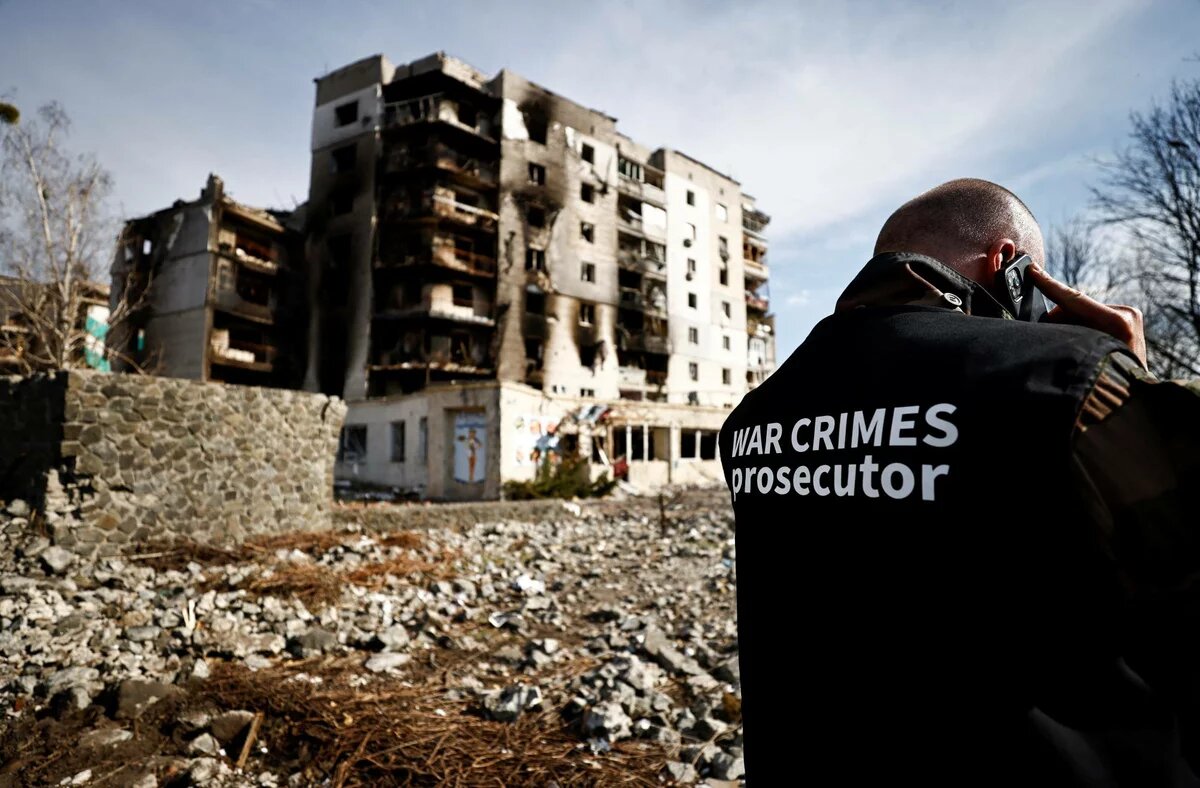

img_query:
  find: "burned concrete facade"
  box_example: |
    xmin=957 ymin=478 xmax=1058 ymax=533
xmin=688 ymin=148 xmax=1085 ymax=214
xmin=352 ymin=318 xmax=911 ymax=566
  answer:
xmin=742 ymin=195 xmax=775 ymax=391
xmin=109 ymin=175 xmax=306 ymax=388
xmin=307 ymin=53 xmax=777 ymax=499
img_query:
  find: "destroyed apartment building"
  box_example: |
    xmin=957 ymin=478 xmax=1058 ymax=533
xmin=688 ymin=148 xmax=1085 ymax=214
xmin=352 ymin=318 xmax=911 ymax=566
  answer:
xmin=310 ymin=52 xmax=776 ymax=500
xmin=110 ymin=52 xmax=777 ymax=501
xmin=108 ymin=174 xmax=307 ymax=388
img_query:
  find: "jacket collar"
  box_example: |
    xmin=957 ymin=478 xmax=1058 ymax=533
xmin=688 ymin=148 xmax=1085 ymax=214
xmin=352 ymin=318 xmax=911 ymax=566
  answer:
xmin=834 ymin=252 xmax=1014 ymax=319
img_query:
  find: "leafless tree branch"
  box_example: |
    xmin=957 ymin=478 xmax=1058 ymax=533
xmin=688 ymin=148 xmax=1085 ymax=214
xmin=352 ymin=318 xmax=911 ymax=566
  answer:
xmin=0 ymin=101 xmax=141 ymax=374
xmin=1092 ymin=79 xmax=1200 ymax=377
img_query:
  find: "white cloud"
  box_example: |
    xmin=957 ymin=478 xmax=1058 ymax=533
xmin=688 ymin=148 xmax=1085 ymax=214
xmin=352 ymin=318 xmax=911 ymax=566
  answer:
xmin=785 ymin=290 xmax=811 ymax=307
xmin=533 ymin=0 xmax=1141 ymax=238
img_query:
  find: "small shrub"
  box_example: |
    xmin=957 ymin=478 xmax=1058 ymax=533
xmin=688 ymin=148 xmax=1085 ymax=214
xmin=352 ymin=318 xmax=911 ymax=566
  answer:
xmin=503 ymin=454 xmax=616 ymax=500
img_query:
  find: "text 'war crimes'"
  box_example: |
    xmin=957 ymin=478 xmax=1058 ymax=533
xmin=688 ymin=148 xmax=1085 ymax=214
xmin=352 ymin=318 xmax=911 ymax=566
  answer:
xmin=727 ymin=404 xmax=959 ymax=503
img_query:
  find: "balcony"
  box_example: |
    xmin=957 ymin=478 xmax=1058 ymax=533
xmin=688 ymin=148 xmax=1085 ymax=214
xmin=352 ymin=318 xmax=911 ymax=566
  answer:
xmin=432 ymin=193 xmax=498 ymax=229
xmin=748 ymin=315 xmax=775 ymax=344
xmin=617 ymin=174 xmax=667 ymax=207
xmin=626 ymin=334 xmax=671 ymax=355
xmin=619 ymin=287 xmax=667 ymax=316
xmin=619 ymin=287 xmax=645 ymax=309
xmin=746 ymin=292 xmax=769 ymax=313
xmin=371 ymin=343 xmax=492 ymax=375
xmin=617 ymin=248 xmax=667 ymax=279
xmin=744 ymin=233 xmax=768 ymax=253
xmin=217 ymin=243 xmax=280 ymax=276
xmin=384 ymin=144 xmax=498 ymax=187
xmin=743 ymin=257 xmax=768 ymax=282
xmin=210 ymin=334 xmax=275 ymax=373
xmin=379 ymin=250 xmax=496 ymax=277
xmin=375 ymin=303 xmax=495 ymax=327
xmin=382 ymin=97 xmax=496 ymax=143
xmin=385 ymin=190 xmax=499 ymax=232
xmin=436 ymin=247 xmax=496 ymax=276
xmin=617 ymin=214 xmax=667 ymax=243
xmin=618 ymin=366 xmax=647 ymax=387
xmin=743 ymin=222 xmax=768 ymax=241
xmin=743 ymin=206 xmax=770 ymax=240
xmin=213 ymin=288 xmax=274 ymax=324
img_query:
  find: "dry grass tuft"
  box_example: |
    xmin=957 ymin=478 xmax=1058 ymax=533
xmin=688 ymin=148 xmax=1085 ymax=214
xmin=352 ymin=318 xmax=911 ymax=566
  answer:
xmin=240 ymin=563 xmax=346 ymax=609
xmin=375 ymin=531 xmax=426 ymax=551
xmin=197 ymin=544 xmax=461 ymax=609
xmin=245 ymin=529 xmax=350 ymax=554
xmin=201 ymin=660 xmax=668 ymax=787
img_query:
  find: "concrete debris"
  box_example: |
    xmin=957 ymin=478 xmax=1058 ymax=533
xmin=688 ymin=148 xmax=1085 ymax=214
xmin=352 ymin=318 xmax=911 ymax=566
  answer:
xmin=114 ymin=679 xmax=182 ymax=720
xmin=482 ymin=684 xmax=543 ymax=722
xmin=364 ymin=652 xmax=411 ymax=673
xmin=187 ymin=732 xmax=222 ymax=756
xmin=583 ymin=701 xmax=633 ymax=741
xmin=210 ymin=709 xmax=256 ymax=745
xmin=0 ymin=490 xmax=742 ymax=786
xmin=79 ymin=728 xmax=133 ymax=748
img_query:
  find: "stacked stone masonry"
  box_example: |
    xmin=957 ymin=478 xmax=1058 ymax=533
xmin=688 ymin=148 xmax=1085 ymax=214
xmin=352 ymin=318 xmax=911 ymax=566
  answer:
xmin=0 ymin=370 xmax=345 ymax=557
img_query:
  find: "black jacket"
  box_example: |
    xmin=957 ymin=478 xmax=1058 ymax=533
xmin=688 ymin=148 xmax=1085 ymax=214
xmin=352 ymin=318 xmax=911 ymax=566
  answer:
xmin=720 ymin=253 xmax=1200 ymax=786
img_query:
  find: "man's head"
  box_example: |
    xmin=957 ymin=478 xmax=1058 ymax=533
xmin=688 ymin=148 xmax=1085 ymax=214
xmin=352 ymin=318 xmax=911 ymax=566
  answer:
xmin=874 ymin=178 xmax=1044 ymax=294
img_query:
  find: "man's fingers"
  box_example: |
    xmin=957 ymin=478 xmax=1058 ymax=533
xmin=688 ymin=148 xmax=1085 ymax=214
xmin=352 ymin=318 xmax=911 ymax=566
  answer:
xmin=1027 ymin=264 xmax=1125 ymax=333
xmin=1027 ymin=264 xmax=1102 ymax=314
xmin=1027 ymin=264 xmax=1148 ymax=367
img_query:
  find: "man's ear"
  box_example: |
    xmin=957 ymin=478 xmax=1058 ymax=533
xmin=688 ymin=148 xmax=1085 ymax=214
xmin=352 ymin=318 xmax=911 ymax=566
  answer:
xmin=986 ymin=239 xmax=1018 ymax=277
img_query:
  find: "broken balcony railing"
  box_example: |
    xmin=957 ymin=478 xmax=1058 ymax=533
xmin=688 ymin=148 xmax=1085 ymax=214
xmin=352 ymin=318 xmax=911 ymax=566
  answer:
xmin=383 ymin=96 xmax=496 ymax=141
xmin=385 ymin=145 xmax=498 ymax=186
xmin=745 ymin=292 xmax=769 ymax=312
xmin=617 ymin=173 xmax=667 ymax=207
xmin=617 ymin=212 xmax=666 ymax=242
xmin=743 ymin=256 xmax=767 ymax=281
xmin=624 ymin=334 xmax=671 ymax=354
xmin=617 ymin=248 xmax=667 ymax=278
xmin=213 ymin=288 xmax=274 ymax=323
xmin=210 ymin=335 xmax=276 ymax=371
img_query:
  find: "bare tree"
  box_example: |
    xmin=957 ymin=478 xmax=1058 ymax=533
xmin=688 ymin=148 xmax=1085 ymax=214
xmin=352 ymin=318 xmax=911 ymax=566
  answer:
xmin=0 ymin=101 xmax=141 ymax=374
xmin=1044 ymin=217 xmax=1117 ymax=296
xmin=1093 ymin=79 xmax=1200 ymax=378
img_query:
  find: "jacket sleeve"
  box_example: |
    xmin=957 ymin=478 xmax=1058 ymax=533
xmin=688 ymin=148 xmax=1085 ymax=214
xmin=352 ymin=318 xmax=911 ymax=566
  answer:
xmin=1071 ymin=351 xmax=1200 ymax=767
xmin=1072 ymin=352 xmax=1200 ymax=596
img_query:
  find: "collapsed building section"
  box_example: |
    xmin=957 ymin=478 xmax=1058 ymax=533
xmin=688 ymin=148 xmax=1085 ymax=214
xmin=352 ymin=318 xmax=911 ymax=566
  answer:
xmin=109 ymin=175 xmax=305 ymax=388
xmin=307 ymin=52 xmax=779 ymax=499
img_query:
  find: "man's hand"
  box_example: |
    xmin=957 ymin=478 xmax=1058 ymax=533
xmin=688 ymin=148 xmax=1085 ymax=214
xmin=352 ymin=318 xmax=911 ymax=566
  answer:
xmin=1027 ymin=263 xmax=1147 ymax=367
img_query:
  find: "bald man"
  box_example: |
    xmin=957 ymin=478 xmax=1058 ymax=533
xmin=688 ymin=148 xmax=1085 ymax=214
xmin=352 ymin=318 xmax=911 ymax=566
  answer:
xmin=720 ymin=179 xmax=1200 ymax=786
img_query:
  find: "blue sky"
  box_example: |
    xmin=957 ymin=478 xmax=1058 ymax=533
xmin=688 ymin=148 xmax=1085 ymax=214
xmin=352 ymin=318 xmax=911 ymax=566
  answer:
xmin=3 ymin=0 xmax=1198 ymax=356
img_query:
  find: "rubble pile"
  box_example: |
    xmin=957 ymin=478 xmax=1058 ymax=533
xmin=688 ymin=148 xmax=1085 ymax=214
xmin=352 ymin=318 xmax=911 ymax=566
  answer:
xmin=0 ymin=491 xmax=743 ymax=786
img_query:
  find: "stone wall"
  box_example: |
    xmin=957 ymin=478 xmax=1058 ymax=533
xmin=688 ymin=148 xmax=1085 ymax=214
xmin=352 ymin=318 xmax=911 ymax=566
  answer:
xmin=0 ymin=370 xmax=346 ymax=557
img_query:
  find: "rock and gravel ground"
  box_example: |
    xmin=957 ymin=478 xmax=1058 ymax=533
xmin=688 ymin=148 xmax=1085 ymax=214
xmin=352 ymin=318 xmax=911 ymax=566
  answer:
xmin=0 ymin=490 xmax=743 ymax=787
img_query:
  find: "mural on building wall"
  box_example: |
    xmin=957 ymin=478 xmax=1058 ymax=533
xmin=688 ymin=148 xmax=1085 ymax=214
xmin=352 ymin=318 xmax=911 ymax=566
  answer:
xmin=513 ymin=415 xmax=557 ymax=467
xmin=513 ymin=405 xmax=611 ymax=468
xmin=454 ymin=411 xmax=487 ymax=483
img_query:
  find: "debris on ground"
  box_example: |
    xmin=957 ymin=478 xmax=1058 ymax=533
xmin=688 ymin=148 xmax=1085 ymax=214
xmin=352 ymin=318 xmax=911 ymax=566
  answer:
xmin=0 ymin=490 xmax=741 ymax=786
